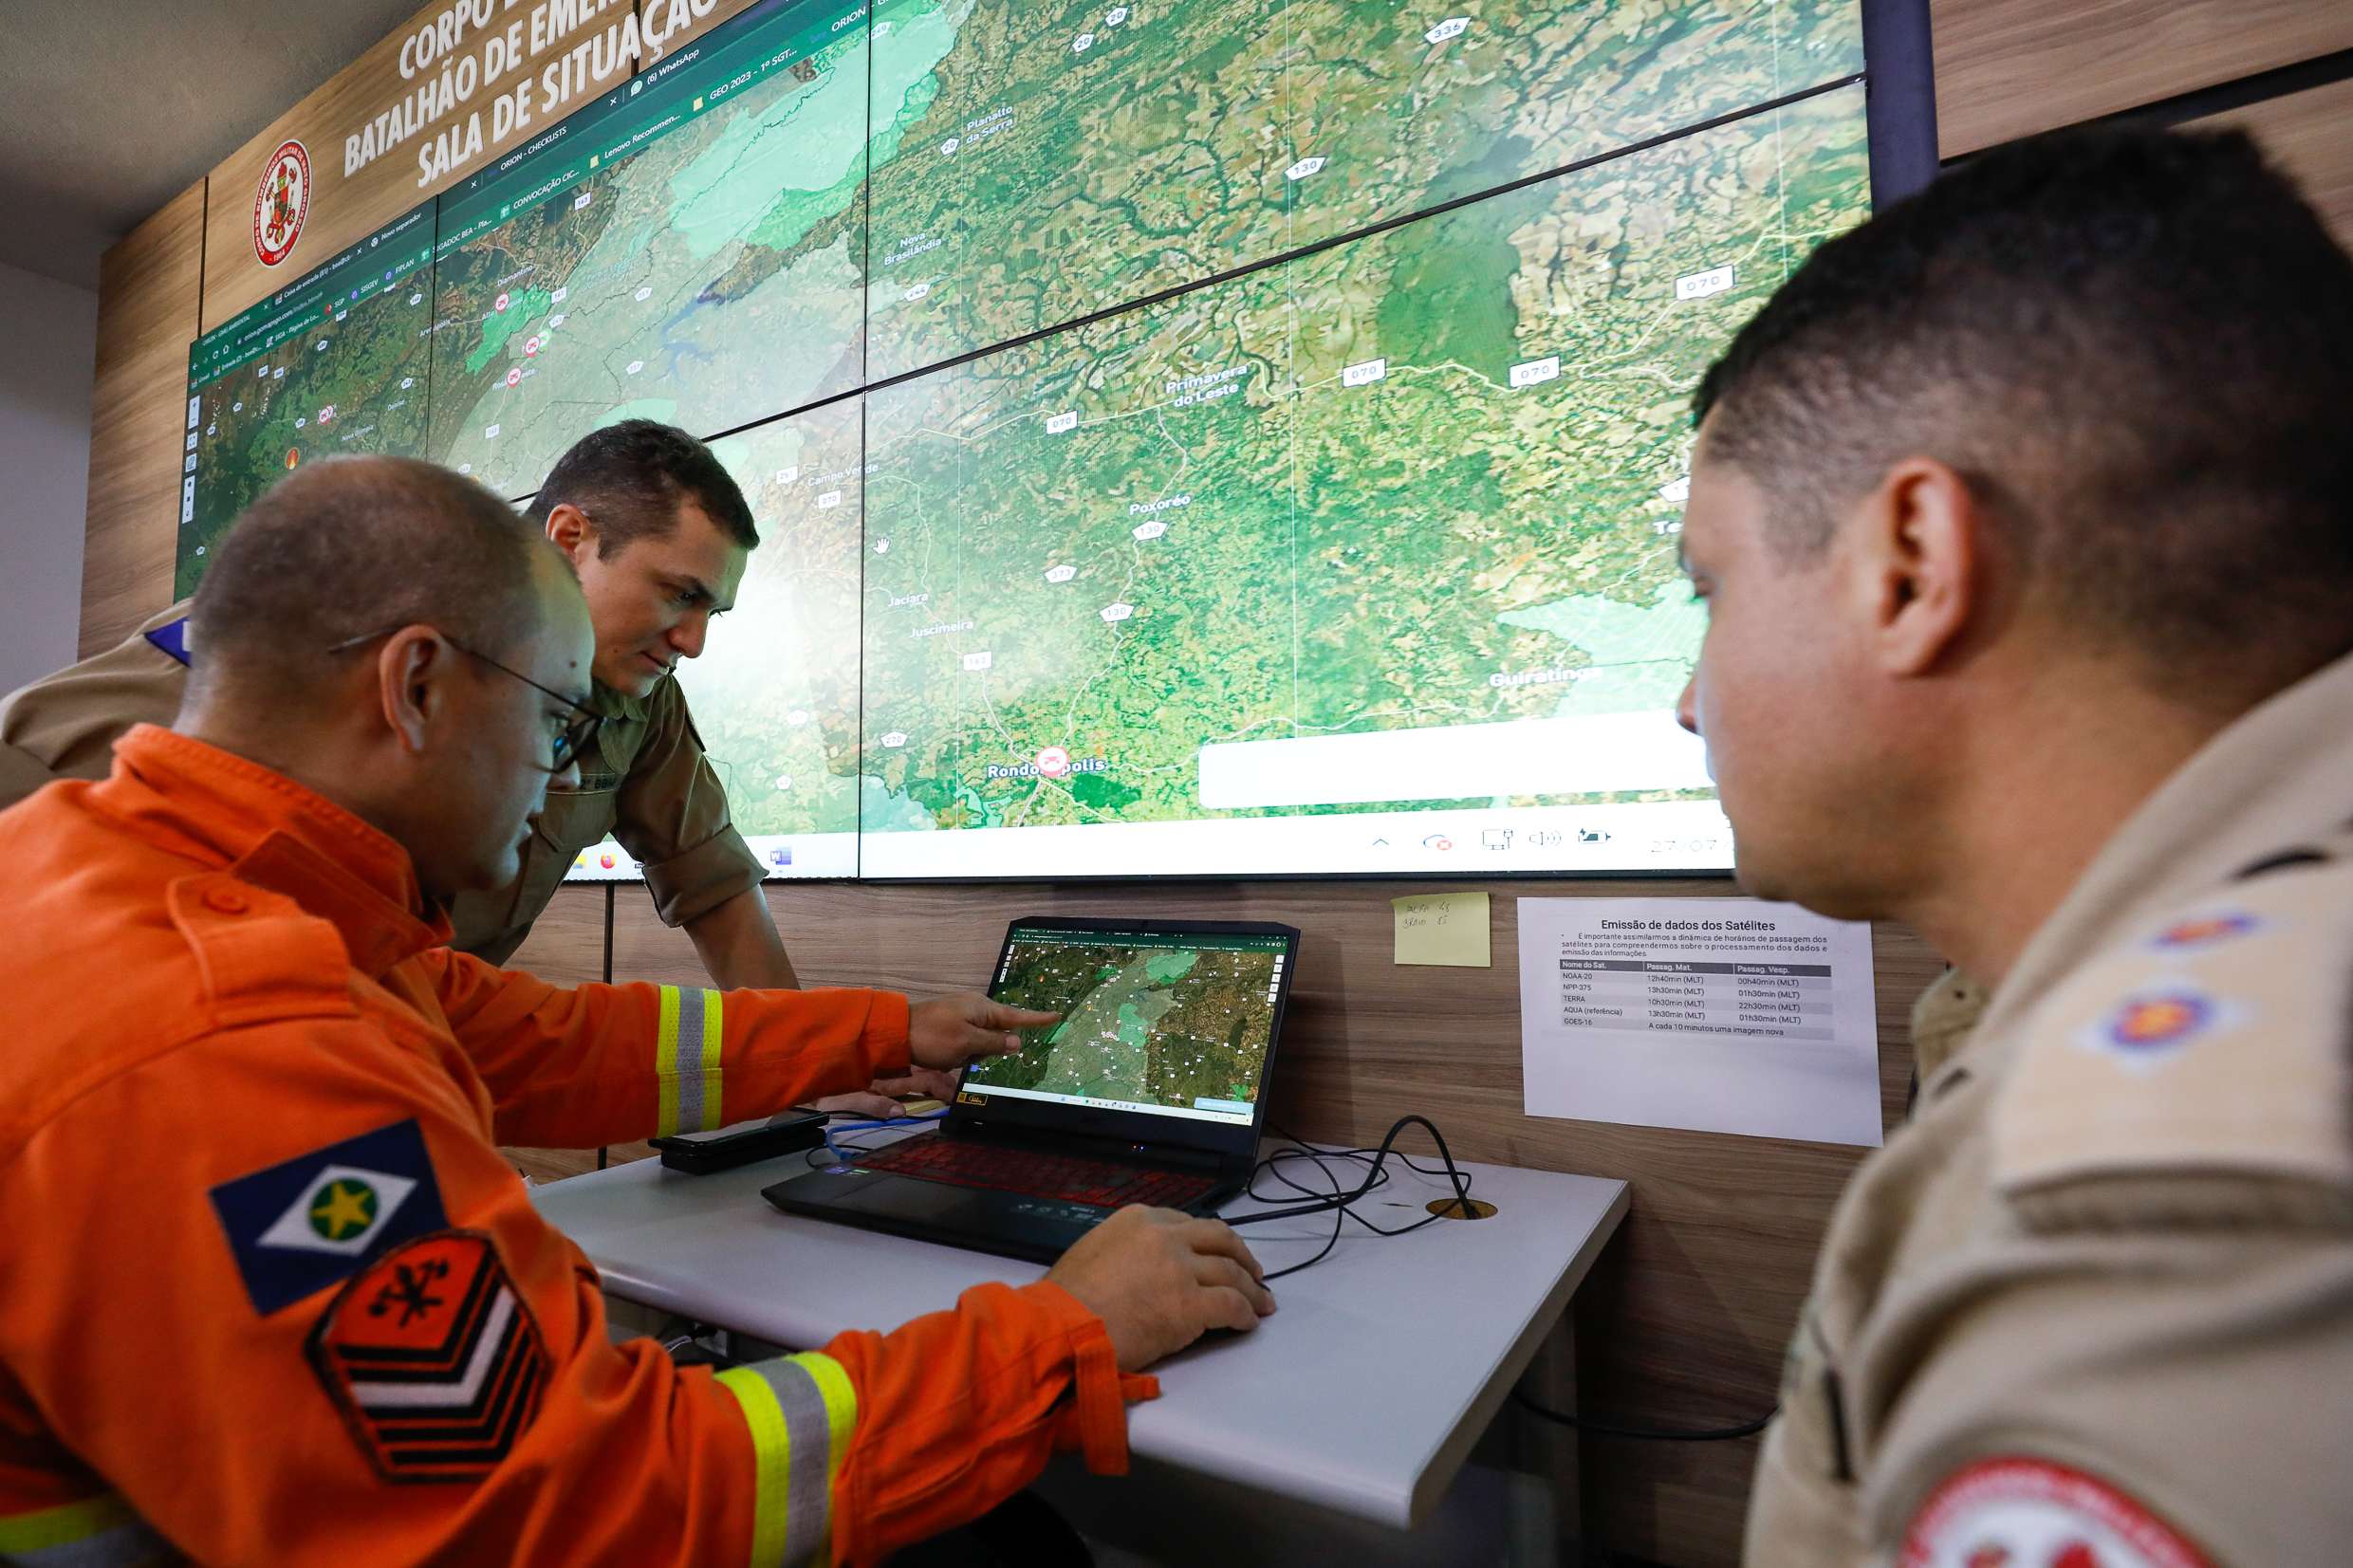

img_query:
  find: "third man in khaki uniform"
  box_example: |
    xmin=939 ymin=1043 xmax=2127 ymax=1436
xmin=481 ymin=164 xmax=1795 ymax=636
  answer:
xmin=1675 ymin=128 xmax=2353 ymax=1564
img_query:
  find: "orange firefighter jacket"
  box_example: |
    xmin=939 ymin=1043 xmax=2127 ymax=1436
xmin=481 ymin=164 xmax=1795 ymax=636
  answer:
xmin=0 ymin=726 xmax=1150 ymax=1568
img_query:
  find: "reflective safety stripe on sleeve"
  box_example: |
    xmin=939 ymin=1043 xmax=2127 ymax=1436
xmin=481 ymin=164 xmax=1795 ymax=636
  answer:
xmin=0 ymin=1492 xmax=177 ymax=1568
xmin=716 ymin=1352 xmax=858 ymax=1568
xmin=655 ymin=986 xmax=725 ymax=1135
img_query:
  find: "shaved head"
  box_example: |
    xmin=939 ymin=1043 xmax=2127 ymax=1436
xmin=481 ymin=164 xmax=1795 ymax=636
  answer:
xmin=1693 ymin=128 xmax=2353 ymax=711
xmin=189 ymin=456 xmax=552 ymax=704
xmin=176 ymin=455 xmax=597 ymax=898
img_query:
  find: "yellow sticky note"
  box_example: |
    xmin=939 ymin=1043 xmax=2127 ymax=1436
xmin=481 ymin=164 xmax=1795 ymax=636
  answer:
xmin=1393 ymin=891 xmax=1491 ymax=968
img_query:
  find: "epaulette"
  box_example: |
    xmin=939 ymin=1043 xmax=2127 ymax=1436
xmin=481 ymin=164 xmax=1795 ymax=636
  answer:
xmin=166 ymin=871 xmax=361 ymax=1031
xmin=1992 ymin=850 xmax=2353 ymax=1232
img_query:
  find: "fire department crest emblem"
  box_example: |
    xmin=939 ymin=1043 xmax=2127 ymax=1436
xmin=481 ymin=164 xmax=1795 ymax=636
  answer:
xmin=253 ymin=139 xmax=312 ymax=267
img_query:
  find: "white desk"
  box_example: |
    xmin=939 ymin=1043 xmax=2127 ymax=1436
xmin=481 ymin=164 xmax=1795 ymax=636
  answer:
xmin=531 ymin=1138 xmax=1626 ymax=1533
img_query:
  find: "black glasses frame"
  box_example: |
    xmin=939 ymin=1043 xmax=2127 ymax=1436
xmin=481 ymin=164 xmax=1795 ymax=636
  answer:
xmin=325 ymin=627 xmax=602 ymax=774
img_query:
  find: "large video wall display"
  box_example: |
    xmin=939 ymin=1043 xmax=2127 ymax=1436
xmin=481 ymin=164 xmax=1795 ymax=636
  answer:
xmin=182 ymin=0 xmax=1875 ymax=879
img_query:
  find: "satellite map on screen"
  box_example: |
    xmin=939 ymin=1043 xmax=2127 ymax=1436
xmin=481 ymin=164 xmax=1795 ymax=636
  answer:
xmin=864 ymin=0 xmax=1862 ymax=380
xmin=970 ymin=930 xmax=1284 ymax=1119
xmin=179 ymin=208 xmax=436 ymax=593
xmin=858 ymin=88 xmax=1866 ymax=844
xmin=425 ymin=0 xmax=891 ymax=498
xmin=672 ymin=401 xmax=866 ymax=868
xmin=182 ymin=0 xmax=1876 ymax=879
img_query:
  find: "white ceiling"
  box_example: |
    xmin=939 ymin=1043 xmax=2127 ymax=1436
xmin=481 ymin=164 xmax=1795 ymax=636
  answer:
xmin=0 ymin=0 xmax=426 ymax=291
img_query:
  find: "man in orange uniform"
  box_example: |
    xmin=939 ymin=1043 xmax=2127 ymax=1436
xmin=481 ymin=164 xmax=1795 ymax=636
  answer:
xmin=0 ymin=456 xmax=1274 ymax=1567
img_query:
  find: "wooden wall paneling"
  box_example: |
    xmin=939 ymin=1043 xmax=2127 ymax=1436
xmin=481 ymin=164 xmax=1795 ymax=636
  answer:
xmin=505 ymin=882 xmax=610 ymax=985
xmin=201 ymin=0 xmax=646 ymax=326
xmin=1930 ymin=0 xmax=2353 ymax=157
xmin=80 ymin=183 xmax=208 ymax=656
xmin=2189 ymin=76 xmax=2353 ymax=249
xmin=556 ymin=875 xmax=1944 ymax=1567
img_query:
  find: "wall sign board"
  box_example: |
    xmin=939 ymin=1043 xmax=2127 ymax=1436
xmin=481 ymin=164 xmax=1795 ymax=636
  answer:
xmin=200 ymin=0 xmax=740 ymax=327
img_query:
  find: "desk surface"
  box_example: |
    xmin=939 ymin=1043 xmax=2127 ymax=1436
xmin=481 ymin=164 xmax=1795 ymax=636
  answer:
xmin=532 ymin=1139 xmax=1627 ymax=1528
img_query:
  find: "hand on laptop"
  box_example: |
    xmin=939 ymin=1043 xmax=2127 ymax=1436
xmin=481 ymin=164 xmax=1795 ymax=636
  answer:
xmin=808 ymin=1067 xmax=963 ymax=1120
xmin=1047 ymin=1207 xmax=1276 ymax=1372
xmin=907 ymin=993 xmax=1058 ymax=1071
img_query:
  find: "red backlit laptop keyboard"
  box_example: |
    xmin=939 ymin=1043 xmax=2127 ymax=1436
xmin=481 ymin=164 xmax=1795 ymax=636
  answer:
xmin=850 ymin=1135 xmax=1218 ymax=1210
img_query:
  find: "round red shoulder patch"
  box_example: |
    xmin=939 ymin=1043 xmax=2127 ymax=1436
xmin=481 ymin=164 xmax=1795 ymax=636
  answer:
xmin=1899 ymin=1458 xmax=2214 ymax=1568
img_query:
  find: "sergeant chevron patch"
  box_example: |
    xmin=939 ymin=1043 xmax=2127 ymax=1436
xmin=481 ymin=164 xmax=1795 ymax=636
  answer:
xmin=306 ymin=1230 xmax=547 ymax=1484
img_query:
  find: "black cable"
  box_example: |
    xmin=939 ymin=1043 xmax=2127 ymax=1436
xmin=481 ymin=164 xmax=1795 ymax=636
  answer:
xmin=1235 ymin=1118 xmax=1480 ymax=1280
xmin=1253 ymin=1127 xmax=1475 ymax=1227
xmin=1510 ymin=1387 xmax=1775 ymax=1442
xmin=1225 ymin=1115 xmax=1475 ymax=1228
xmin=1261 ymin=1206 xmax=1343 ymax=1282
xmin=1252 ymin=1146 xmax=1459 ymax=1240
xmin=1255 ymin=1127 xmax=1772 ymax=1441
xmin=1246 ymin=1140 xmax=1351 ymax=1280
xmin=1266 ymin=1120 xmax=1466 ymax=1185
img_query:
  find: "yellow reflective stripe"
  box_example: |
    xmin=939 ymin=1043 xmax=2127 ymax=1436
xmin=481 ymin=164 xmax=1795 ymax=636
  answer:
xmin=717 ymin=1364 xmax=789 ymax=1567
xmin=655 ymin=986 xmax=683 ymax=1136
xmin=0 ymin=1494 xmax=133 ymax=1553
xmin=717 ymin=1352 xmax=857 ymax=1568
xmin=654 ymin=987 xmax=725 ymax=1136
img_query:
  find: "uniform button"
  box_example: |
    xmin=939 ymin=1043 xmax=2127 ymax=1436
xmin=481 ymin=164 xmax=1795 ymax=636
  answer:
xmin=205 ymin=888 xmax=250 ymax=914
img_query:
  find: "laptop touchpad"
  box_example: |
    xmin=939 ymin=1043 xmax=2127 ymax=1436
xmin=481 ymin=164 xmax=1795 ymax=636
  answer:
xmin=829 ymin=1173 xmax=1004 ymax=1224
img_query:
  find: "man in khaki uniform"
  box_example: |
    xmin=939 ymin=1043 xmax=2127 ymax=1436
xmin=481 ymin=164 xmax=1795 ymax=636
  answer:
xmin=1677 ymin=129 xmax=2353 ymax=1564
xmin=4 ymin=422 xmax=930 ymax=1112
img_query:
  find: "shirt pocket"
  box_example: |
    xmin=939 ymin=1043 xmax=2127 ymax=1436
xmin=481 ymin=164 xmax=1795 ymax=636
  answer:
xmin=533 ymin=781 xmax=621 ymax=858
xmin=1779 ymin=1303 xmax=1856 ymax=1484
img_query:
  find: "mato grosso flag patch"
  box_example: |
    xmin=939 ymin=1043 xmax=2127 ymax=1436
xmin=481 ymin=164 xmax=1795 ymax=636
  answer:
xmin=306 ymin=1230 xmax=547 ymax=1483
xmin=209 ymin=1119 xmax=449 ymax=1315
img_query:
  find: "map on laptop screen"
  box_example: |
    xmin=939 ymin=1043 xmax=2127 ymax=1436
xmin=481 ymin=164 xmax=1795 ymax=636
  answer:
xmin=967 ymin=927 xmax=1288 ymax=1126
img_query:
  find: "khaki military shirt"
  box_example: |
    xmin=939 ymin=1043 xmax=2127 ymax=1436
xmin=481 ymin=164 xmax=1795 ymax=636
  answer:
xmin=0 ymin=600 xmax=763 ymax=967
xmin=0 ymin=601 xmax=191 ymax=801
xmin=1747 ymin=653 xmax=2353 ymax=1567
xmin=452 ymin=672 xmax=764 ymax=965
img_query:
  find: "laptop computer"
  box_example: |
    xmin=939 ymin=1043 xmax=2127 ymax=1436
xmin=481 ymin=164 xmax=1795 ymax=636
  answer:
xmin=762 ymin=915 xmax=1301 ymax=1263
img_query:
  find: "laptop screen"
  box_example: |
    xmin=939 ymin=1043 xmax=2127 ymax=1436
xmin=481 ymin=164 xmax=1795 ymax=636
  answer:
xmin=967 ymin=925 xmax=1289 ymax=1130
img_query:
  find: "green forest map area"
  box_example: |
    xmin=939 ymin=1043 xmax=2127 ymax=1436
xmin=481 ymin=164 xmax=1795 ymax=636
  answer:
xmin=858 ymin=87 xmax=1867 ymax=833
xmin=673 ymin=402 xmax=868 ymax=839
xmin=427 ymin=11 xmax=896 ymax=500
xmin=970 ymin=943 xmax=1277 ymax=1110
xmin=865 ymin=0 xmax=1859 ymax=379
xmin=180 ymin=276 xmax=434 ymax=593
xmin=181 ymin=0 xmax=1858 ymax=587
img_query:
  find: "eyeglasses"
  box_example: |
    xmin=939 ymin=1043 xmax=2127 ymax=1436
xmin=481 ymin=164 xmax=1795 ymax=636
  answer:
xmin=326 ymin=627 xmax=603 ymax=774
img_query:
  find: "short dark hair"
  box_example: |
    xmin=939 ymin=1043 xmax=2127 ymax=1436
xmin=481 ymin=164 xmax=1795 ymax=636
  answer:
xmin=524 ymin=419 xmax=759 ymax=559
xmin=1694 ymin=126 xmax=2353 ymax=706
xmin=190 ymin=455 xmax=547 ymax=691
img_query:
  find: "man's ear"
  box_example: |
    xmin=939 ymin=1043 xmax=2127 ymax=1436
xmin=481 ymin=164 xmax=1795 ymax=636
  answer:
xmin=375 ymin=626 xmax=454 ymax=757
xmin=1851 ymin=456 xmax=1984 ymax=678
xmin=543 ymin=503 xmax=598 ymax=566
